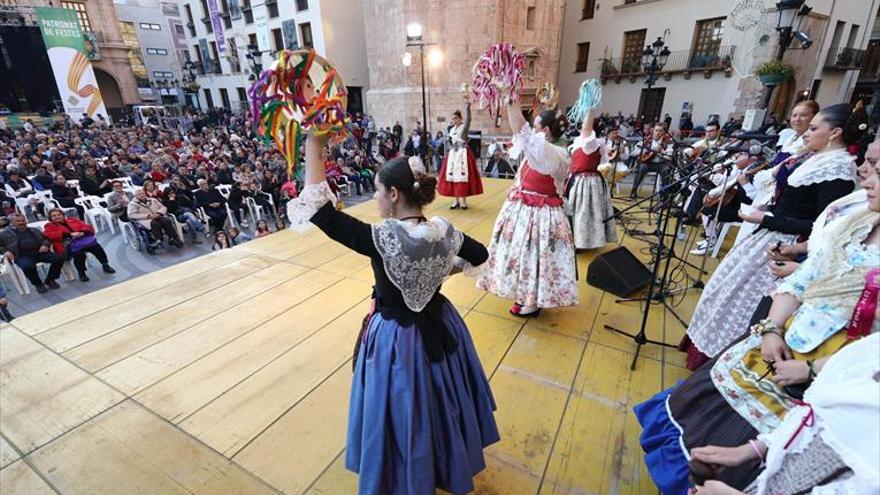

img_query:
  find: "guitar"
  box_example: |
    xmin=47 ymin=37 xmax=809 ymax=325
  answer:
xmin=701 ymin=156 xmax=768 ymax=210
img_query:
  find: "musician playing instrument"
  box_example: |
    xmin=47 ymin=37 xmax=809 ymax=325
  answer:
xmin=630 ymin=122 xmax=674 ymax=198
xmin=684 ymin=121 xmax=725 ymax=159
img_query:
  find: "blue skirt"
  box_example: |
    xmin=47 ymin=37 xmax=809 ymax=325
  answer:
xmin=634 ymin=385 xmax=690 ymax=495
xmin=345 ymin=300 xmax=500 ymax=495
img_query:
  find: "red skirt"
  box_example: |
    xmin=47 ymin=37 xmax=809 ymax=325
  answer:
xmin=677 ymin=334 xmax=710 ymax=371
xmin=438 ymin=147 xmax=484 ymax=198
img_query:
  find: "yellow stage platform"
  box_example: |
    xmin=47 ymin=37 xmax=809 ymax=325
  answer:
xmin=0 ymin=178 xmax=718 ymax=494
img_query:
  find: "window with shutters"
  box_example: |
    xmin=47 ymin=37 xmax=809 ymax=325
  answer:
xmin=60 ymin=1 xmax=91 ymax=32
xmin=690 ymin=17 xmax=725 ymax=68
xmin=575 ymin=42 xmax=590 ymax=72
xmin=621 ymin=29 xmax=646 ymax=73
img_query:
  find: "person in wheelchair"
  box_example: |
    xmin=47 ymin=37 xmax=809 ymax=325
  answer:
xmin=127 ymin=189 xmax=183 ymax=250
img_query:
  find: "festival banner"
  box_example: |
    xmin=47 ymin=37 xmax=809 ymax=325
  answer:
xmin=35 ymin=7 xmax=108 ymax=119
xmin=228 ymin=0 xmax=242 ymax=20
xmin=206 ymin=0 xmax=227 ymax=53
xmin=199 ymin=38 xmax=214 ymax=73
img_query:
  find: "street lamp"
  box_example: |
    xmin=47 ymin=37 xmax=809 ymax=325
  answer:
xmin=775 ymin=0 xmax=811 ymax=60
xmin=245 ymin=43 xmax=266 ymax=81
xmin=763 ymin=1 xmax=812 ymax=110
xmin=642 ymin=36 xmax=670 ymax=89
xmin=182 ymin=61 xmax=202 ymax=111
xmin=404 ymin=21 xmax=438 ymax=161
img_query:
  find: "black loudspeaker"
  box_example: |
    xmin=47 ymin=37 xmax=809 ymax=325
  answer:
xmin=587 ymin=247 xmax=652 ymax=298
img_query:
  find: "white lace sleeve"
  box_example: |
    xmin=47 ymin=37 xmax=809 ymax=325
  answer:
xmin=571 ymin=131 xmax=602 ymax=156
xmin=286 ymin=181 xmax=337 ymax=232
xmin=452 ymin=256 xmax=483 ymax=278
xmin=508 ymin=123 xmax=548 ymax=166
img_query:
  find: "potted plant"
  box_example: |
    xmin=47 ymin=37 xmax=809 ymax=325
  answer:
xmin=600 ymin=58 xmax=617 ymax=78
xmin=754 ymin=60 xmax=794 ymax=85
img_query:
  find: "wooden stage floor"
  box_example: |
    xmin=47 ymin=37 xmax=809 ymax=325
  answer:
xmin=0 ymin=178 xmax=718 ymax=494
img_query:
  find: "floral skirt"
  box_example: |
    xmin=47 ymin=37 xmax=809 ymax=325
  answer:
xmin=477 ymin=197 xmax=579 ymax=308
xmin=345 ymin=300 xmax=500 ymax=495
xmin=565 ymin=173 xmax=617 ymax=250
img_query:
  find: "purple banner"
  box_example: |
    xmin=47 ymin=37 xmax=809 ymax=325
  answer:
xmin=206 ymin=0 xmax=226 ymax=53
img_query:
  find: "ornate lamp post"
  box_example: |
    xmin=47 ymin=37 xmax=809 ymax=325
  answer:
xmin=182 ymin=61 xmax=202 ymax=111
xmin=642 ymin=36 xmax=671 ymax=89
xmin=245 ymin=43 xmax=266 ymax=81
xmin=763 ymin=1 xmax=812 ymax=109
xmin=404 ymin=22 xmax=439 ymax=161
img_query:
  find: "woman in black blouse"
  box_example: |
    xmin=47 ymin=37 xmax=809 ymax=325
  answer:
xmin=682 ymin=103 xmax=867 ymax=370
xmin=289 ymin=130 xmax=499 ymax=495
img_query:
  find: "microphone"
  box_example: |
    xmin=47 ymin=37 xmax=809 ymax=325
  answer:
xmin=721 ymin=139 xmax=773 ymax=156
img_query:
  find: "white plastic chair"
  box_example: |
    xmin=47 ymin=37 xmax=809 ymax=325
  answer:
xmin=33 ymin=191 xmax=77 ymax=218
xmin=115 ymin=177 xmax=134 ymax=188
xmin=216 ymin=184 xmax=231 ymax=199
xmin=66 ymin=179 xmax=84 ymax=197
xmin=246 ymin=197 xmax=266 ymax=223
xmin=75 ymin=196 xmax=116 ymax=234
xmin=3 ymin=263 xmax=29 ymax=295
xmin=711 ymin=222 xmax=742 ymax=258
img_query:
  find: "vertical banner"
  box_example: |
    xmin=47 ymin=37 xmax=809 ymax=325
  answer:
xmin=228 ymin=0 xmax=242 ymax=20
xmin=282 ymin=19 xmax=299 ymax=50
xmin=206 ymin=0 xmax=227 ymax=53
xmin=198 ymin=38 xmax=214 ymax=74
xmin=35 ymin=7 xmax=108 ymax=119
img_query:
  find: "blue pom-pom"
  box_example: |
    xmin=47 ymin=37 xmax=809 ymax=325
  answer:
xmin=566 ymin=79 xmax=602 ymax=123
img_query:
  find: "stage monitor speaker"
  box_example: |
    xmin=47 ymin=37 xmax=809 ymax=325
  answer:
xmin=587 ymin=247 xmax=652 ymax=298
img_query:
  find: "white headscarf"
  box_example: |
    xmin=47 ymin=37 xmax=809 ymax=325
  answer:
xmin=756 ymin=333 xmax=880 ymax=494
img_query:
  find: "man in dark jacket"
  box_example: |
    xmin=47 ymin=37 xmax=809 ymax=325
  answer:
xmin=194 ymin=179 xmax=228 ymax=231
xmin=0 ymin=214 xmax=63 ymax=293
xmin=484 ymin=148 xmax=514 ymax=178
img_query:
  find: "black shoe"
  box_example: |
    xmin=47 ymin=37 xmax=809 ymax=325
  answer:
xmin=450 ymin=203 xmax=460 ymax=210
xmin=45 ymin=279 xmax=60 ymax=290
xmin=173 ymin=239 xmax=184 ymax=248
xmin=79 ymin=272 xmax=90 ymax=282
xmin=36 ymin=284 xmax=48 ymax=294
xmin=102 ymin=264 xmax=116 ymax=274
xmin=461 ymin=205 xmax=468 ymax=210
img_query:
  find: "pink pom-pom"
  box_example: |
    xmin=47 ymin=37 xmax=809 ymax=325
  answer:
xmin=471 ymin=43 xmax=524 ymax=118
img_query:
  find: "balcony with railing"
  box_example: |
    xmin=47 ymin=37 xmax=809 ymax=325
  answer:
xmin=824 ymin=46 xmax=867 ymax=71
xmin=860 ymin=44 xmax=880 ymax=81
xmin=600 ymin=45 xmax=736 ymax=82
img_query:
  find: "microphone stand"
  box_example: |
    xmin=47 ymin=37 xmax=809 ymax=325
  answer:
xmin=692 ymin=158 xmax=736 ymax=289
xmin=599 ymin=151 xmax=718 ymax=370
xmin=611 ymin=156 xmax=718 ymax=274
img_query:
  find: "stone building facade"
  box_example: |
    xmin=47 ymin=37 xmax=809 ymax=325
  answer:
xmin=16 ymin=0 xmax=142 ymax=118
xmin=557 ymin=0 xmax=877 ymax=130
xmin=176 ymin=0 xmax=368 ymax=115
xmin=362 ymin=0 xmax=566 ymax=136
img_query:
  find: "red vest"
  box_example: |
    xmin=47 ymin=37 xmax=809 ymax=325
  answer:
xmin=510 ymin=162 xmax=563 ymax=207
xmin=569 ymin=147 xmax=601 ymax=175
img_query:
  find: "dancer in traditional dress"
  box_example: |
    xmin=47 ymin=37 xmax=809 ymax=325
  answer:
xmin=634 ymin=134 xmax=879 ymax=495
xmin=565 ymin=108 xmax=617 ymax=249
xmin=438 ymin=101 xmax=484 ymax=209
xmin=679 ymin=104 xmax=864 ymax=371
xmin=288 ymin=130 xmax=500 ymax=495
xmin=477 ymin=96 xmax=578 ymax=317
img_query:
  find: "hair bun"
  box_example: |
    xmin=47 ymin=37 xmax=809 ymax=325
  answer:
xmin=843 ymin=105 xmax=869 ymax=145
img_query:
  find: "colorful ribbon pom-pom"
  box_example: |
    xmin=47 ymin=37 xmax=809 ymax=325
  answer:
xmin=566 ymin=79 xmax=602 ymax=124
xmin=471 ymin=43 xmax=525 ymax=118
xmin=247 ymin=49 xmax=349 ymax=179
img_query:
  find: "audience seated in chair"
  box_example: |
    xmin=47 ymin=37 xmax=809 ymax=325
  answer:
xmin=0 ymin=213 xmax=64 ymax=293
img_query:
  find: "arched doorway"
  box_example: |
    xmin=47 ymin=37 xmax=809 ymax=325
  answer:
xmin=94 ymin=69 xmax=124 ymax=122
